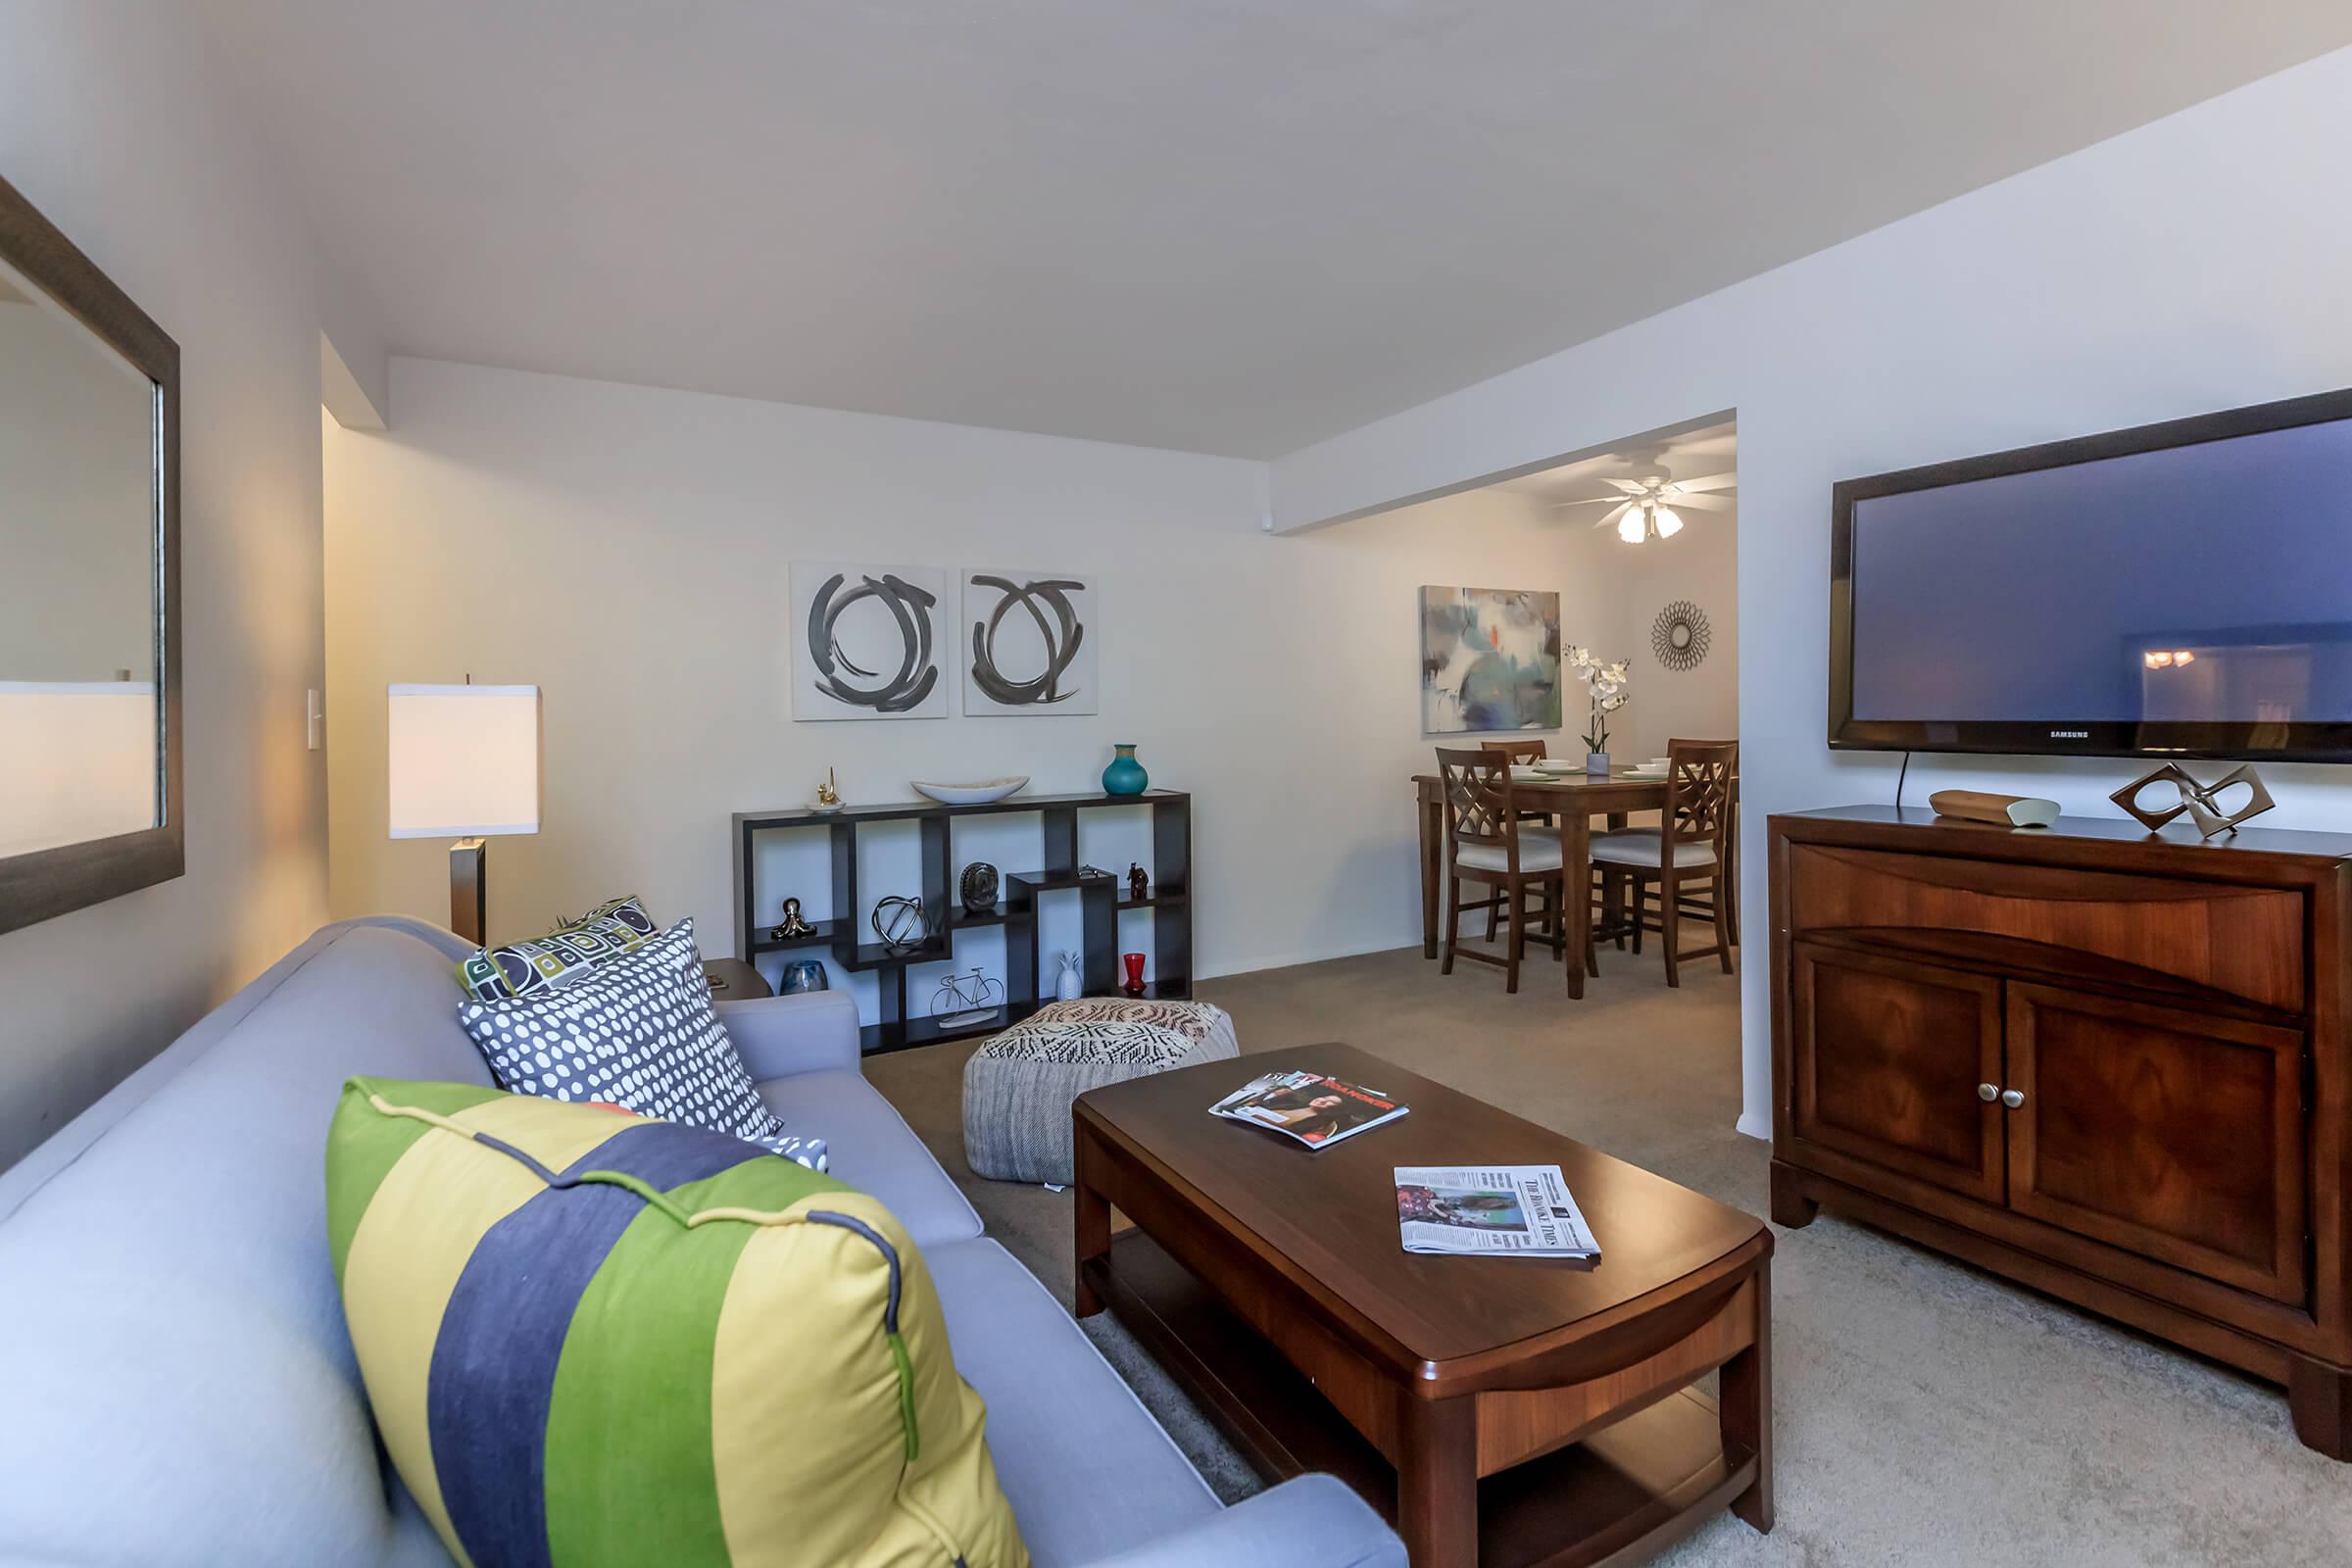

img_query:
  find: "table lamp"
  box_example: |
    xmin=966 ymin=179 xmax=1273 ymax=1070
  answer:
xmin=387 ymin=683 xmax=540 ymax=945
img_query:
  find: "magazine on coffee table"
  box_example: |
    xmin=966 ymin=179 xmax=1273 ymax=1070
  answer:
xmin=1394 ymin=1163 xmax=1601 ymax=1259
xmin=1208 ymin=1069 xmax=1408 ymax=1150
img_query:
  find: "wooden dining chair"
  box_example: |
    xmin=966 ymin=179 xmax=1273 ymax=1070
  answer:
xmin=1589 ymin=739 xmax=1737 ymax=986
xmin=1435 ymin=747 xmax=1564 ymax=994
xmin=1477 ymin=739 xmax=1554 ymax=939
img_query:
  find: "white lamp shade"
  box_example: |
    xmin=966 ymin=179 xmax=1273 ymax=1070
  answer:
xmin=387 ymin=684 xmax=540 ymax=838
xmin=0 ymin=680 xmax=157 ymax=857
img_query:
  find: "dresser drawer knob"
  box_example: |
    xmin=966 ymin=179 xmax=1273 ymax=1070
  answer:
xmin=1978 ymin=1082 xmax=1999 ymax=1102
xmin=2001 ymin=1088 xmax=2026 ymax=1108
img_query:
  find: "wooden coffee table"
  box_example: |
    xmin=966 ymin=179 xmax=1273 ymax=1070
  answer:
xmin=1073 ymin=1042 xmax=1773 ymax=1568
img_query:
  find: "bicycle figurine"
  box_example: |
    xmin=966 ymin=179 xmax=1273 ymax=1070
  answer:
xmin=930 ymin=966 xmax=1004 ymax=1027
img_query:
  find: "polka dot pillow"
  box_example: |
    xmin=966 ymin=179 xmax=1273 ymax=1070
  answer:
xmin=459 ymin=918 xmax=795 ymax=1151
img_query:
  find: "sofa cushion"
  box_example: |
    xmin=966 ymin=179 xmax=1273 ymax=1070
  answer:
xmin=328 ymin=1078 xmax=1027 ymax=1568
xmin=460 ymin=920 xmax=786 ymax=1142
xmin=924 ymin=1238 xmax=1218 ymax=1567
xmin=760 ymin=1069 xmax=983 ymax=1249
xmin=0 ymin=921 xmax=492 ymax=1568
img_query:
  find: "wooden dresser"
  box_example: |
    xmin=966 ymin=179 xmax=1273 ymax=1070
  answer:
xmin=1767 ymin=805 xmax=2352 ymax=1458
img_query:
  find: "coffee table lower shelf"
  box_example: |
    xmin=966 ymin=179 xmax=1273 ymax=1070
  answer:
xmin=1087 ymin=1231 xmax=1757 ymax=1568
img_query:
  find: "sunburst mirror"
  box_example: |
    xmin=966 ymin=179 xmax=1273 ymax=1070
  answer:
xmin=1651 ymin=601 xmax=1711 ymax=671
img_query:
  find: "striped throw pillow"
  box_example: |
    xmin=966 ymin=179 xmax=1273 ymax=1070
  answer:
xmin=326 ymin=1077 xmax=1027 ymax=1568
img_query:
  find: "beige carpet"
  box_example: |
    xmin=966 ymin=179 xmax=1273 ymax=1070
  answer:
xmin=865 ymin=942 xmax=2352 ymax=1565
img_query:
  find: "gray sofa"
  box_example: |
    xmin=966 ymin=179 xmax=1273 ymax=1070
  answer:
xmin=0 ymin=916 xmax=1402 ymax=1568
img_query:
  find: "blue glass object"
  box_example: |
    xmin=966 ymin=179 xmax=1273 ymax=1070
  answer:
xmin=777 ymin=958 xmax=830 ymax=995
xmin=1102 ymin=743 xmax=1148 ymax=797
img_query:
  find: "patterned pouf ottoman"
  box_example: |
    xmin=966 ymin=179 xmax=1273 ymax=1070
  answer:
xmin=961 ymin=998 xmax=1240 ymax=1185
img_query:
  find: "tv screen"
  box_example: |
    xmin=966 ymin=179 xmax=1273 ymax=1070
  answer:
xmin=1831 ymin=387 xmax=2352 ymax=760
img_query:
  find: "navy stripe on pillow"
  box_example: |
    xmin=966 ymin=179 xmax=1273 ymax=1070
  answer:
xmin=427 ymin=1121 xmax=764 ymax=1568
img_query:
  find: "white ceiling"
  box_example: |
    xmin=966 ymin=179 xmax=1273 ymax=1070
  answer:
xmin=194 ymin=3 xmax=2352 ymax=458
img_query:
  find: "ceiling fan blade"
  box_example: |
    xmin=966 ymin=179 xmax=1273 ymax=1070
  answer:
xmin=1663 ymin=491 xmax=1731 ymax=512
xmin=1669 ymin=471 xmax=1738 ymax=493
xmin=1589 ymin=501 xmax=1635 ymax=530
xmin=1601 ymin=477 xmax=1649 ymax=495
xmin=1550 ymin=495 xmax=1626 ymax=509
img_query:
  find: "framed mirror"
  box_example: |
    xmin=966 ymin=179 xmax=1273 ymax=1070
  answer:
xmin=0 ymin=173 xmax=181 ymax=934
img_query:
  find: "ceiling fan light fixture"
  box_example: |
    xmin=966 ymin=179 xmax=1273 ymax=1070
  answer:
xmin=1654 ymin=506 xmax=1684 ymax=538
xmin=1617 ymin=509 xmax=1646 ymax=544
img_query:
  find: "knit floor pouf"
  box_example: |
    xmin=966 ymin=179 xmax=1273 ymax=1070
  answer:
xmin=961 ymin=998 xmax=1240 ymax=1185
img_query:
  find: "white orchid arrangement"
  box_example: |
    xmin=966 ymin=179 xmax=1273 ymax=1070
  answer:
xmin=1566 ymin=645 xmax=1631 ymax=755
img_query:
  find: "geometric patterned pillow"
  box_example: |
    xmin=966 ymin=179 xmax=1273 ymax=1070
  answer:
xmin=456 ymin=895 xmax=660 ymax=1003
xmin=458 ymin=919 xmax=786 ymax=1145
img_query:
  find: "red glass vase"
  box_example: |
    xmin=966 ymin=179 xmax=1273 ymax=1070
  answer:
xmin=1120 ymin=952 xmax=1147 ymax=996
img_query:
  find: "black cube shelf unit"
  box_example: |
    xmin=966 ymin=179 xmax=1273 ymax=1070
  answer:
xmin=731 ymin=790 xmax=1193 ymax=1054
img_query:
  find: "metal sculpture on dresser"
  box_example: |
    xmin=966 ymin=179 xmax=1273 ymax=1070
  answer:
xmin=2111 ymin=762 xmax=2276 ymax=839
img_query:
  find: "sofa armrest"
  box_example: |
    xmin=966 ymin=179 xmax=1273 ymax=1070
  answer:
xmin=715 ymin=991 xmax=861 ymax=1080
xmin=1083 ymin=1476 xmax=1405 ymax=1568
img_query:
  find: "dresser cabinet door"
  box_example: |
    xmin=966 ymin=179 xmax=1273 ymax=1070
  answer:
xmin=2004 ymin=984 xmax=2307 ymax=1305
xmin=1790 ymin=944 xmax=2006 ymax=1202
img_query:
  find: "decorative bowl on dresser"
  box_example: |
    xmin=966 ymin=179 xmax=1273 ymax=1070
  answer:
xmin=1768 ymin=806 xmax=2352 ymax=1457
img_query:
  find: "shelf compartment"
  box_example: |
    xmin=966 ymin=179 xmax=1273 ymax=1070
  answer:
xmin=947 ymin=901 xmax=1034 ymax=931
xmin=839 ymin=937 xmax=950 ymax=972
xmin=747 ymin=919 xmax=847 ymax=955
xmin=859 ymin=1000 xmax=1041 ymax=1056
xmin=1004 ymin=868 xmax=1119 ymax=896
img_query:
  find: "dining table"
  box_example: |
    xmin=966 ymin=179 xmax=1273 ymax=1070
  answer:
xmin=1410 ymin=765 xmax=1738 ymax=999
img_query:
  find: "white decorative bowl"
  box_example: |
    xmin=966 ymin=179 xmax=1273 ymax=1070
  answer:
xmin=911 ymin=776 xmax=1029 ymax=806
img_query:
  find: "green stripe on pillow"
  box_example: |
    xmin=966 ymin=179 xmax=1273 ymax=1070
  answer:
xmin=542 ymin=1204 xmax=754 ymax=1567
xmin=325 ymin=1078 xmax=508 ymax=1282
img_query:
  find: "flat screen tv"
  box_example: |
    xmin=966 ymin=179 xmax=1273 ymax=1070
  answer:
xmin=1831 ymin=386 xmax=2352 ymax=761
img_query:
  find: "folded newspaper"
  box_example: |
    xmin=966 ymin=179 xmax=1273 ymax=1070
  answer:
xmin=1208 ymin=1068 xmax=1408 ymax=1150
xmin=1394 ymin=1164 xmax=1601 ymax=1259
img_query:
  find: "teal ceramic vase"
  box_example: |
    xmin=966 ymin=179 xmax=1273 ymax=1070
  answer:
xmin=1102 ymin=743 xmax=1148 ymax=797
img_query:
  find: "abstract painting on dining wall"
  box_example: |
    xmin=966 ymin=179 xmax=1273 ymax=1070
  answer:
xmin=1419 ymin=585 xmax=1562 ymax=733
xmin=791 ymin=562 xmax=951 ymax=719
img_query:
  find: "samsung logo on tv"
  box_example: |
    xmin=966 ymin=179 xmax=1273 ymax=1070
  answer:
xmin=2049 ymin=729 xmax=2090 ymax=739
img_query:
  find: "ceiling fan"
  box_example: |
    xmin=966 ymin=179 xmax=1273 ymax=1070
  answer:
xmin=1553 ymin=451 xmax=1736 ymax=543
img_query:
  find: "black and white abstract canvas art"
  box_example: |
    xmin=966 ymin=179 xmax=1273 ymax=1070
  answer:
xmin=961 ymin=568 xmax=1099 ymax=716
xmin=791 ymin=563 xmax=951 ymax=720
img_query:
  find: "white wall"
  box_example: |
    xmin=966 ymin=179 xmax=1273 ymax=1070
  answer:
xmin=0 ymin=1 xmax=346 ymax=1165
xmin=324 ymin=359 xmax=1603 ymax=1011
xmin=1555 ymin=499 xmax=1739 ymax=762
xmin=1269 ymin=47 xmax=2352 ymax=1137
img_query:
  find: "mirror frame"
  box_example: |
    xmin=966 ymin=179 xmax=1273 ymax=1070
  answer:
xmin=0 ymin=172 xmax=182 ymax=935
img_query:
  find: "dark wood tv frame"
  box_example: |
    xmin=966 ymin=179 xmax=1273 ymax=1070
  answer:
xmin=1829 ymin=383 xmax=2352 ymax=762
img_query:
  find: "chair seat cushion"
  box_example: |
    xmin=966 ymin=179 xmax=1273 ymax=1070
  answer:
xmin=325 ymin=1078 xmax=1027 ymax=1568
xmin=1591 ymin=828 xmax=1718 ymax=869
xmin=1455 ymin=825 xmax=1562 ymax=873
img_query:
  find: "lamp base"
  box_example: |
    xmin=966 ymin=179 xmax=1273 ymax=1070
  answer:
xmin=451 ymin=837 xmax=486 ymax=946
